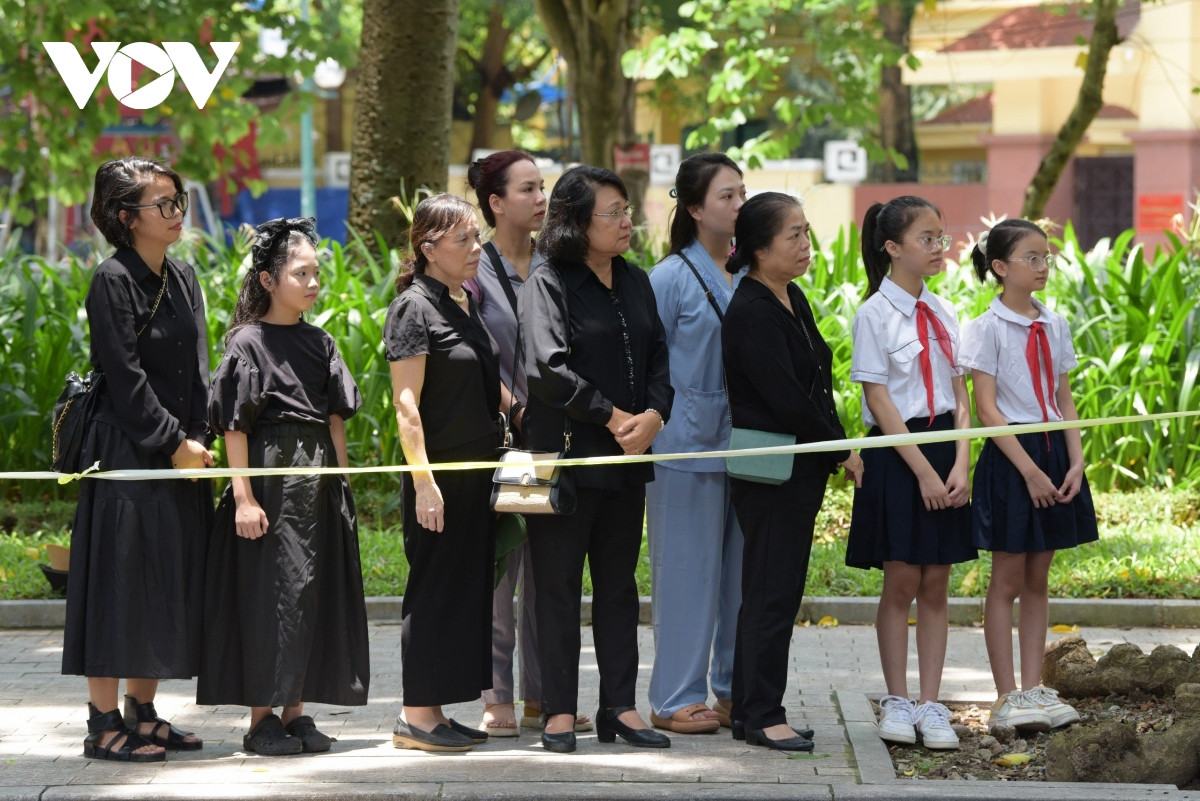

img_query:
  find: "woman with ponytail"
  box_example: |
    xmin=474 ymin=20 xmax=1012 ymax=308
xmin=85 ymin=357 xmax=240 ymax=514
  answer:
xmin=846 ymin=196 xmax=974 ymax=751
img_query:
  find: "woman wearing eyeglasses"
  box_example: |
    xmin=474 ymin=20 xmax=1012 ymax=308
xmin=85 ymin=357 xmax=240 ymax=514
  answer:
xmin=62 ymin=158 xmax=214 ymax=763
xmin=518 ymin=165 xmax=673 ymax=753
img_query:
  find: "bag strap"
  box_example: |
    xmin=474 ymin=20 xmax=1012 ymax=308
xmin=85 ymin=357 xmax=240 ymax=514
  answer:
xmin=483 ymin=241 xmax=521 ymax=318
xmin=136 ymin=262 xmax=168 ymax=339
xmin=677 ymin=251 xmax=724 ymax=322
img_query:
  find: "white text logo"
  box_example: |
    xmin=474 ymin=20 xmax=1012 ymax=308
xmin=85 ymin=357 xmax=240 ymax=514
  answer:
xmin=42 ymin=41 xmax=239 ymax=110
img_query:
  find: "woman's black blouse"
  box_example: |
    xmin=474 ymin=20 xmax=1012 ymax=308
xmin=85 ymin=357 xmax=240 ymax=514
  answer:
xmin=722 ymin=276 xmax=850 ymax=471
xmin=86 ymin=248 xmax=210 ymax=456
xmin=384 ymin=273 xmax=502 ymax=454
xmin=518 ymin=256 xmax=673 ymax=490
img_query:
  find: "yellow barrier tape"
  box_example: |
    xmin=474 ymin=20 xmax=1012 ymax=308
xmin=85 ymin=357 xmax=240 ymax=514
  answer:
xmin=6 ymin=409 xmax=1197 ymax=483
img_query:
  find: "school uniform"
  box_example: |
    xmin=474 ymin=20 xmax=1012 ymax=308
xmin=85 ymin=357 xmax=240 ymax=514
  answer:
xmin=198 ymin=322 xmax=370 ymax=708
xmin=645 ymin=241 xmax=745 ymax=717
xmin=960 ymin=297 xmax=1098 ymax=552
xmin=845 ymin=276 xmax=975 ymax=570
xmin=465 ymin=243 xmax=547 ymax=709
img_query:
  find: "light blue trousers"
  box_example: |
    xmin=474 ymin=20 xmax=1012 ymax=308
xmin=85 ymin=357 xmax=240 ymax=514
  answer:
xmin=646 ymin=466 xmax=743 ymax=716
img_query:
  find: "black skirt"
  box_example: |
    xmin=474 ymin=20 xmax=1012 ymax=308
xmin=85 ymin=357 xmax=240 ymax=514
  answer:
xmin=846 ymin=412 xmax=975 ymax=570
xmin=400 ymin=434 xmax=499 ymax=707
xmin=198 ymin=423 xmax=370 ymax=707
xmin=62 ymin=421 xmax=213 ymax=678
xmin=972 ymin=429 xmax=1098 ymax=553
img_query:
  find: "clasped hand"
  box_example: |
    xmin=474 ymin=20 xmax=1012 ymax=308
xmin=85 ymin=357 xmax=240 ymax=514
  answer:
xmin=608 ymin=408 xmax=659 ymax=456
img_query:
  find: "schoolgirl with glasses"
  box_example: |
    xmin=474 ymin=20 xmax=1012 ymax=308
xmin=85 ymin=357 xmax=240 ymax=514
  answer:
xmin=847 ymin=195 xmax=975 ymax=751
xmin=960 ymin=219 xmax=1095 ymax=734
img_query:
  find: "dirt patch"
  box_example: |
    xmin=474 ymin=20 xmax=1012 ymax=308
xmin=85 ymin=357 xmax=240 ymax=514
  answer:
xmin=882 ymin=693 xmax=1200 ymax=788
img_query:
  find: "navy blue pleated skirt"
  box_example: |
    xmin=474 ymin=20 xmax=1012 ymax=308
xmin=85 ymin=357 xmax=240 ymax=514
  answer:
xmin=971 ymin=428 xmax=1098 ymax=553
xmin=846 ymin=413 xmax=975 ymax=570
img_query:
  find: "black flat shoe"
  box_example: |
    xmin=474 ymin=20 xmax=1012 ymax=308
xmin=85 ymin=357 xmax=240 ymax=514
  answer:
xmin=244 ymin=714 xmax=303 ymax=756
xmin=596 ymin=707 xmax=670 ymax=748
xmin=285 ymin=715 xmax=332 ymax=753
xmin=732 ymin=720 xmax=814 ymax=741
xmin=746 ymin=727 xmax=815 ymax=752
xmin=540 ymin=729 xmax=576 ymax=753
xmin=448 ymin=719 xmax=488 ymax=744
xmin=392 ymin=718 xmax=473 ymax=752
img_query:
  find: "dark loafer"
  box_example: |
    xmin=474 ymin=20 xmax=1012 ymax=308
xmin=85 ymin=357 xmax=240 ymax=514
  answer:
xmin=746 ymin=727 xmax=815 ymax=752
xmin=392 ymin=718 xmax=474 ymax=752
xmin=733 ymin=719 xmax=815 ymax=741
xmin=541 ymin=730 xmax=576 ymax=753
xmin=285 ymin=715 xmax=333 ymax=753
xmin=244 ymin=714 xmax=303 ymax=756
xmin=596 ymin=706 xmax=671 ymax=748
xmin=448 ymin=718 xmax=488 ymax=743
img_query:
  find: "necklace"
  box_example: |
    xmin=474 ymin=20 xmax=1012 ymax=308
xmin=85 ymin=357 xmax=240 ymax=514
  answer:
xmin=449 ymin=288 xmax=467 ymax=304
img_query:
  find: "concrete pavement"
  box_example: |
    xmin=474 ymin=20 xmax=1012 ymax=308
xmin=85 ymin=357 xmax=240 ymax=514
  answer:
xmin=2 ymin=619 xmax=1199 ymax=800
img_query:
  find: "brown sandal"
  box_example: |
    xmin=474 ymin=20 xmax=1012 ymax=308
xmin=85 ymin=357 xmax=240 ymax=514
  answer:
xmin=649 ymin=703 xmax=721 ymax=734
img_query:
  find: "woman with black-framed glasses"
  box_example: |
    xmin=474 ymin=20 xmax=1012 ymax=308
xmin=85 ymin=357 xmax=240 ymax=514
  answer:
xmin=62 ymin=157 xmax=214 ymax=763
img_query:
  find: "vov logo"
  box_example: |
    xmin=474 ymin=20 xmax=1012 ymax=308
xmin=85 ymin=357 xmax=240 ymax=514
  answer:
xmin=43 ymin=41 xmax=240 ymax=110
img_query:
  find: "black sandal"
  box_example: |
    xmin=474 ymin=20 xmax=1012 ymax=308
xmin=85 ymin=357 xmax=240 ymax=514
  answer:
xmin=84 ymin=703 xmax=165 ymax=762
xmin=123 ymin=695 xmax=203 ymax=751
xmin=285 ymin=715 xmax=333 ymax=753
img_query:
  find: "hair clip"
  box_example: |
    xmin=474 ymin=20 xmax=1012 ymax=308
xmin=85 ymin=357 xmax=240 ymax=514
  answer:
xmin=668 ymin=187 xmax=678 ymax=199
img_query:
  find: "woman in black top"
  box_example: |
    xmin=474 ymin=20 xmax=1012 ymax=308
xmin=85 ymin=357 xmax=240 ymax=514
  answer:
xmin=519 ymin=166 xmax=673 ymax=753
xmin=62 ymin=158 xmax=214 ymax=762
xmin=721 ymin=192 xmax=863 ymax=751
xmin=384 ymin=194 xmax=520 ymax=753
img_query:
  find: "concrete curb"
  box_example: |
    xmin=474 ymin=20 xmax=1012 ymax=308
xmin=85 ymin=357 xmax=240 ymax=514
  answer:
xmin=834 ymin=690 xmax=1194 ymax=800
xmin=4 ymin=595 xmax=1198 ymax=630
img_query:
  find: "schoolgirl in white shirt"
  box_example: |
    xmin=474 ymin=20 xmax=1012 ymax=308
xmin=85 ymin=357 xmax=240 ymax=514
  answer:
xmin=960 ymin=219 xmax=1096 ymax=734
xmin=846 ymin=195 xmax=975 ymax=751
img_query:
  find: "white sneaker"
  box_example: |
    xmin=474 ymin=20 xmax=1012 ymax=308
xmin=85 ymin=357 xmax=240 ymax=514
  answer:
xmin=913 ymin=701 xmax=960 ymax=750
xmin=877 ymin=695 xmax=916 ymax=745
xmin=989 ymin=690 xmax=1051 ymax=732
xmin=1023 ymin=685 xmax=1081 ymax=728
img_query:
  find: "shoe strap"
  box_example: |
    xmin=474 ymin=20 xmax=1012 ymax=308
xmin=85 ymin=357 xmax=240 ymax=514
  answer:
xmin=87 ymin=706 xmax=126 ymax=735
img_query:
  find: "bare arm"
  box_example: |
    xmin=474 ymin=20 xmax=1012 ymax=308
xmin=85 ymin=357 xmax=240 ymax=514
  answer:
xmin=225 ymin=429 xmax=269 ymax=539
xmin=1055 ymin=373 xmax=1084 ymax=502
xmin=330 ymin=414 xmax=349 ymax=469
xmin=390 ymin=356 xmax=445 ymax=533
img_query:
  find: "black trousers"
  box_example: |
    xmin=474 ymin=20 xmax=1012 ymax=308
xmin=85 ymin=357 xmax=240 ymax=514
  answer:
xmin=730 ymin=459 xmax=828 ymax=730
xmin=526 ymin=484 xmax=646 ymax=716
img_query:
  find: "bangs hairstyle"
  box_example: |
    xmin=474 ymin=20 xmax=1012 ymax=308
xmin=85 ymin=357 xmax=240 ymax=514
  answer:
xmin=395 ymin=193 xmax=479 ymax=293
xmin=669 ymin=153 xmax=742 ymax=254
xmin=971 ymin=219 xmax=1048 ymax=284
xmin=860 ymin=195 xmax=942 ymax=299
xmin=725 ymin=192 xmax=802 ymax=274
xmin=90 ymin=157 xmax=185 ymax=249
xmin=466 ymin=150 xmax=536 ymax=228
xmin=537 ymin=165 xmax=627 ymax=266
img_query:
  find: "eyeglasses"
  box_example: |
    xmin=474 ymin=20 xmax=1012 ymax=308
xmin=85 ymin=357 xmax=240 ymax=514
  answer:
xmin=1007 ymin=254 xmax=1058 ymax=272
xmin=900 ymin=234 xmax=952 ymax=254
xmin=593 ymin=205 xmax=635 ymax=220
xmin=129 ymin=192 xmax=189 ymax=219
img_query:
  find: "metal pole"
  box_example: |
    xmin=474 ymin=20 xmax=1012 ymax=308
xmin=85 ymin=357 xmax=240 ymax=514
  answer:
xmin=299 ymin=1 xmax=316 ymax=220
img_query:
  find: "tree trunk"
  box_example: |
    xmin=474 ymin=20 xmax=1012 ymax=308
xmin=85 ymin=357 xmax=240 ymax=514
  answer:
xmin=535 ymin=0 xmax=632 ymax=170
xmin=1022 ymin=0 xmax=1121 ymax=220
xmin=877 ymin=0 xmax=919 ymax=183
xmin=469 ymin=3 xmax=510 ymax=156
xmin=348 ymin=0 xmax=460 ymax=250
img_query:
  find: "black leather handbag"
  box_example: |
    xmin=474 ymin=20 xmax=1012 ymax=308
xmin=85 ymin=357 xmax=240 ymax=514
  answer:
xmin=51 ymin=371 xmax=105 ymax=473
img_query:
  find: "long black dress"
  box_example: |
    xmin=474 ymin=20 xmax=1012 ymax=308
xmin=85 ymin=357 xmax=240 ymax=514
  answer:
xmin=62 ymin=250 xmax=214 ymax=679
xmin=384 ymin=274 xmax=502 ymax=708
xmin=197 ymin=321 xmax=369 ymax=708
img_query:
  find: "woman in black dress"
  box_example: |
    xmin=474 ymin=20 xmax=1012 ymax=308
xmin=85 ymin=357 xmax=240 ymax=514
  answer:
xmin=198 ymin=217 xmax=370 ymax=755
xmin=721 ymin=192 xmax=863 ymax=751
xmin=519 ymin=166 xmax=673 ymax=753
xmin=384 ymin=194 xmax=517 ymax=752
xmin=62 ymin=157 xmax=214 ymax=762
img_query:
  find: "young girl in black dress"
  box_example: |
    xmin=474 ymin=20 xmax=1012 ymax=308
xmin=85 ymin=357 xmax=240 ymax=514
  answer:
xmin=198 ymin=217 xmax=370 ymax=756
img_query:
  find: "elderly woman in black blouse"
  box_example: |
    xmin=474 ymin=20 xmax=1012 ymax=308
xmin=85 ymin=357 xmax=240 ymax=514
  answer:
xmin=384 ymin=194 xmax=521 ymax=753
xmin=722 ymin=192 xmax=863 ymax=752
xmin=519 ymin=165 xmax=673 ymax=753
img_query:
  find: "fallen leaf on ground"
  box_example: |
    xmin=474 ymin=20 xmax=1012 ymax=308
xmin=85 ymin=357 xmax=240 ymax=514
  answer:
xmin=817 ymin=616 xmax=838 ymax=627
xmin=1050 ymin=624 xmax=1080 ymax=633
xmin=994 ymin=753 xmax=1031 ymax=766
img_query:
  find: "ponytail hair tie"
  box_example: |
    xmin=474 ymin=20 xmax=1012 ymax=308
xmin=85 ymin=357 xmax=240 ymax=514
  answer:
xmin=668 ymin=187 xmax=678 ymax=199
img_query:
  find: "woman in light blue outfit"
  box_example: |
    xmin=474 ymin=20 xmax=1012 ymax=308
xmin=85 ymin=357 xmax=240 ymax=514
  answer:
xmin=646 ymin=154 xmax=747 ymax=734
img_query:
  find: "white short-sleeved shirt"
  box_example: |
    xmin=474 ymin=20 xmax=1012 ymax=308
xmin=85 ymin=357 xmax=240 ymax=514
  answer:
xmin=850 ymin=276 xmax=964 ymax=427
xmin=960 ymin=296 xmax=1078 ymax=424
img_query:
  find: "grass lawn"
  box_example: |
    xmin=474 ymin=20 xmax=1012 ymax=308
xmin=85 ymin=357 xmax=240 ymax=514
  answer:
xmin=2 ymin=481 xmax=1198 ymax=602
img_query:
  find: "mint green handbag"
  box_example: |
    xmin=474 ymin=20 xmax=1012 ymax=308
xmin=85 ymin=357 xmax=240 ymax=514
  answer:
xmin=725 ymin=427 xmax=795 ymax=485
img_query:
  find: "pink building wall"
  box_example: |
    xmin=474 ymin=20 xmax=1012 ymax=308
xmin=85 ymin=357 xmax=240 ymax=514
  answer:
xmin=853 ymin=183 xmax=991 ymax=250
